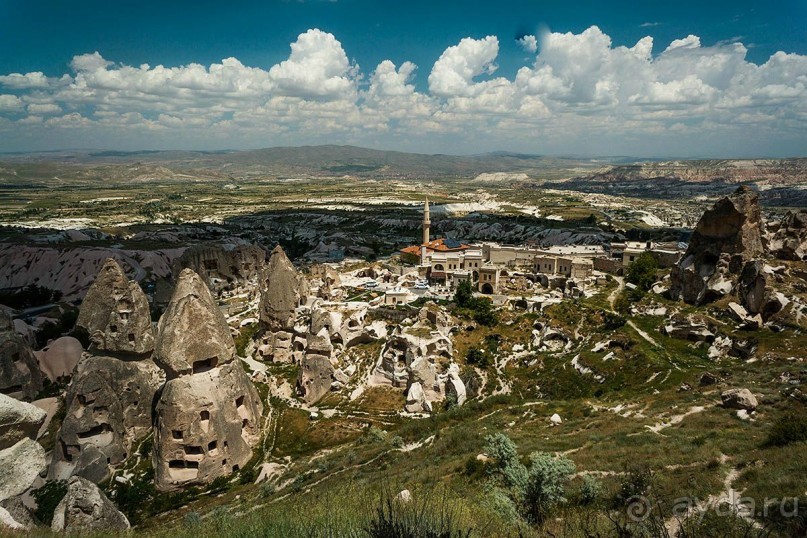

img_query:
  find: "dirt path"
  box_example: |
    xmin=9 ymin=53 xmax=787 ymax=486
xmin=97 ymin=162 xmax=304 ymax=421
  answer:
xmin=608 ymin=276 xmax=625 ymax=309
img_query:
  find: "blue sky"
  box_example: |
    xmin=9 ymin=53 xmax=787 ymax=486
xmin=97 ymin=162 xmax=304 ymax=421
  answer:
xmin=1 ymin=0 xmax=806 ymax=156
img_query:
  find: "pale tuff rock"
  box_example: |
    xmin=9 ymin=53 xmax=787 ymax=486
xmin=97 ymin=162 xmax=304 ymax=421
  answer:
xmin=550 ymin=413 xmax=563 ymax=425
xmin=306 ymin=328 xmax=333 ymax=359
xmin=0 ymin=497 xmax=36 ymax=530
xmin=768 ymin=210 xmax=807 ymax=261
xmin=446 ymin=372 xmax=467 ymax=406
xmin=408 ymin=357 xmax=439 ymax=400
xmin=259 ymin=246 xmax=309 ymax=332
xmin=309 ymin=264 xmax=342 ymax=299
xmin=50 ymin=356 xmax=162 ymax=483
xmin=35 ymin=337 xmax=83 ymax=382
xmin=721 ymin=388 xmax=758 ymax=411
xmin=154 ymin=269 xmax=236 ymax=379
xmin=152 ymin=268 xmax=262 ymax=491
xmin=405 ymin=382 xmax=430 ymax=413
xmin=662 ymin=320 xmax=715 ymax=343
xmin=257 ymin=331 xmax=295 ymax=363
xmin=671 ymin=186 xmax=765 ymax=305
xmin=153 ymin=361 xmax=262 ymax=491
xmin=297 ymin=355 xmax=335 ymax=404
xmin=0 ymin=310 xmax=43 ymax=400
xmin=417 ymin=306 xmax=456 ymax=337
xmin=0 ymin=393 xmax=46 ymax=450
xmin=377 ymin=330 xmax=453 ymax=387
xmin=0 ymin=438 xmax=46 ymax=502
xmin=51 ymin=476 xmax=130 ymax=532
xmin=76 ymin=258 xmax=154 ymax=355
xmin=175 ymin=243 xmax=265 ymax=294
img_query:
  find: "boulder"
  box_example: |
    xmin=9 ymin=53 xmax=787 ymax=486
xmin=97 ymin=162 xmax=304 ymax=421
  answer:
xmin=0 ymin=438 xmax=46 ymax=502
xmin=721 ymin=388 xmax=758 ymax=411
xmin=35 ymin=337 xmax=83 ymax=382
xmin=769 ymin=210 xmax=807 ymax=261
xmin=76 ymin=258 xmax=154 ymax=355
xmin=550 ymin=413 xmax=563 ymax=425
xmin=296 ymin=355 xmax=335 ymax=404
xmin=0 ymin=310 xmax=43 ymax=400
xmin=0 ymin=497 xmax=37 ymax=530
xmin=50 ymin=356 xmax=162 ymax=483
xmin=408 ymin=357 xmax=438 ymax=399
xmin=259 ymin=246 xmax=309 ymax=331
xmin=154 ymin=269 xmax=236 ymax=379
xmin=153 ymin=361 xmax=262 ymax=491
xmin=51 ymin=476 xmax=130 ymax=532
xmin=404 ymin=382 xmax=427 ymax=413
xmin=671 ymin=186 xmax=765 ymax=305
xmin=0 ymin=393 xmax=46 ymax=450
xmin=446 ymin=374 xmax=467 ymax=406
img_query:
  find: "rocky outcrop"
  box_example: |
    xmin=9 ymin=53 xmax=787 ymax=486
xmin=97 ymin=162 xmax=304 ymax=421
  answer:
xmin=721 ymin=388 xmax=758 ymax=411
xmin=769 ymin=210 xmax=807 ymax=261
xmin=175 ymin=243 xmax=265 ymax=295
xmin=0 ymin=393 xmax=46 ymax=450
xmin=0 ymin=310 xmax=43 ymax=400
xmin=377 ymin=330 xmax=453 ymax=387
xmin=0 ymin=438 xmax=46 ymax=502
xmin=154 ymin=269 xmax=236 ymax=379
xmin=51 ymin=476 xmax=130 ymax=532
xmin=259 ymin=246 xmax=309 ymax=332
xmin=153 ymin=268 xmax=262 ymax=491
xmin=297 ymin=355 xmax=335 ymax=404
xmin=76 ymin=258 xmax=154 ymax=355
xmin=35 ymin=337 xmax=83 ymax=382
xmin=50 ymin=357 xmax=162 ymax=483
xmin=671 ymin=186 xmax=765 ymax=305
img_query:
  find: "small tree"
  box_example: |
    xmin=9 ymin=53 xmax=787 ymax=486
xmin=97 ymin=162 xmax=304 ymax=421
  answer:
xmin=454 ymin=279 xmax=474 ymax=308
xmin=625 ymin=252 xmax=659 ymax=291
xmin=523 ymin=452 xmax=576 ymax=523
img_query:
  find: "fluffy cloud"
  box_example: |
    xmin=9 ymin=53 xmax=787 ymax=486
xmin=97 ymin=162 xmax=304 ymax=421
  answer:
xmin=518 ymin=35 xmax=538 ymax=53
xmin=0 ymin=26 xmax=806 ymax=156
xmin=0 ymin=95 xmax=23 ymax=111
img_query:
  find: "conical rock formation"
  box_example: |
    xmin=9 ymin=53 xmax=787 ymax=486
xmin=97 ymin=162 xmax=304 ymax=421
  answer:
xmin=153 ymin=268 xmax=263 ymax=491
xmin=76 ymin=258 xmax=154 ymax=355
xmin=154 ymin=269 xmax=236 ymax=379
xmin=259 ymin=246 xmax=309 ymax=332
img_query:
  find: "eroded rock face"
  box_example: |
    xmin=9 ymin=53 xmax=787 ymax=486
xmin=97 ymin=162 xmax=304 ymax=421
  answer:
xmin=0 ymin=393 xmax=46 ymax=450
xmin=259 ymin=246 xmax=309 ymax=332
xmin=153 ymin=267 xmax=262 ymax=491
xmin=51 ymin=476 xmax=130 ymax=532
xmin=154 ymin=269 xmax=236 ymax=379
xmin=671 ymin=186 xmax=765 ymax=305
xmin=153 ymin=362 xmax=262 ymax=491
xmin=175 ymin=243 xmax=265 ymax=293
xmin=76 ymin=258 xmax=154 ymax=355
xmin=769 ymin=210 xmax=807 ymax=261
xmin=50 ymin=356 xmax=162 ymax=483
xmin=0 ymin=310 xmax=43 ymax=400
xmin=296 ymin=355 xmax=335 ymax=404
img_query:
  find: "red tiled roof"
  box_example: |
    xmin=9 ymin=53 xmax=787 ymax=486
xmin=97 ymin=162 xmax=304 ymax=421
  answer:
xmin=400 ymin=237 xmax=471 ymax=256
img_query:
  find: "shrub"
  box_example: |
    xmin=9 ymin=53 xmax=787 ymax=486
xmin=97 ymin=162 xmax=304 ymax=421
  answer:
xmin=579 ymin=475 xmax=602 ymax=506
xmin=465 ymin=347 xmax=490 ymax=369
xmin=766 ymin=411 xmax=807 ymax=447
xmin=454 ymin=280 xmax=474 ymax=308
xmin=614 ymin=464 xmax=653 ymax=508
xmin=523 ymin=452 xmax=576 ymax=523
xmin=31 ymin=480 xmax=67 ymax=525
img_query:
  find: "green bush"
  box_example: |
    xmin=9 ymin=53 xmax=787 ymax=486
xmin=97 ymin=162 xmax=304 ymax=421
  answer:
xmin=465 ymin=347 xmax=490 ymax=369
xmin=523 ymin=452 xmax=576 ymax=523
xmin=366 ymin=489 xmax=473 ymax=538
xmin=31 ymin=480 xmax=67 ymax=525
xmin=579 ymin=475 xmax=602 ymax=506
xmin=766 ymin=411 xmax=807 ymax=447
